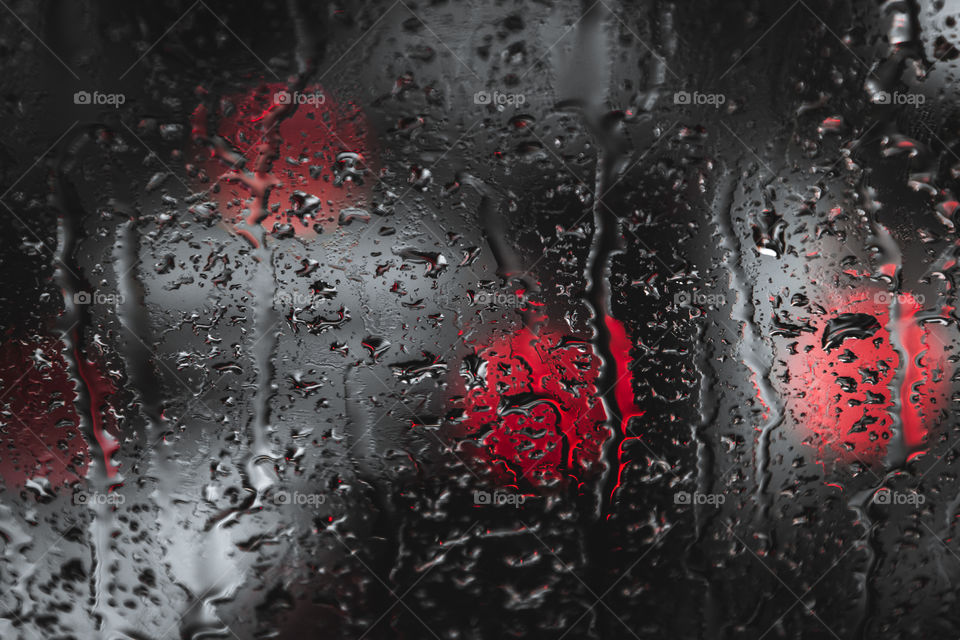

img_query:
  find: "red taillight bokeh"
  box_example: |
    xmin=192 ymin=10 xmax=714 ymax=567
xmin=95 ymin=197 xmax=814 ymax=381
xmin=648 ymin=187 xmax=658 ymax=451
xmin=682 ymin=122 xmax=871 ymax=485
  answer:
xmin=189 ymin=83 xmax=374 ymax=238
xmin=774 ymin=286 xmax=950 ymax=466
xmin=450 ymin=319 xmax=641 ymax=491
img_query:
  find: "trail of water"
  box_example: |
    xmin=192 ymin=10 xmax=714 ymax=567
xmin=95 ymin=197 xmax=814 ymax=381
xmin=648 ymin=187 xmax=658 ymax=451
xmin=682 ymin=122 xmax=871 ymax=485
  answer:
xmin=712 ymin=162 xmax=783 ymax=517
xmin=54 ymin=167 xmax=124 ymax=637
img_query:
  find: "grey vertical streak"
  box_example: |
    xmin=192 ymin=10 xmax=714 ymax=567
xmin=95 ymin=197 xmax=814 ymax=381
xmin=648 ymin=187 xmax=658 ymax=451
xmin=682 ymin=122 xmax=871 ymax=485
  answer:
xmin=714 ymin=159 xmax=783 ymax=518
xmin=686 ymin=173 xmax=736 ymax=640
xmin=556 ymin=0 xmax=622 ymax=521
xmin=344 ymin=363 xmax=380 ymax=482
xmin=114 ymin=220 xmax=166 ymax=459
xmin=462 ymin=174 xmax=539 ymax=297
xmin=861 ymin=186 xmax=906 ymax=466
xmin=853 ymin=191 xmax=905 ymax=639
xmin=246 ymin=234 xmax=281 ymax=501
xmin=53 ymin=144 xmax=123 ymax=637
xmin=847 ymin=483 xmax=881 ymax=639
xmin=286 ymin=0 xmax=317 ymax=77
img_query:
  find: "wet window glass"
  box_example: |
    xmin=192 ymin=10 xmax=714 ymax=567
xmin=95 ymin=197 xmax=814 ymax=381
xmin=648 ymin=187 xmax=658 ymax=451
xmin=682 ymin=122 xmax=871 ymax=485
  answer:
xmin=0 ymin=1 xmax=958 ymax=638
